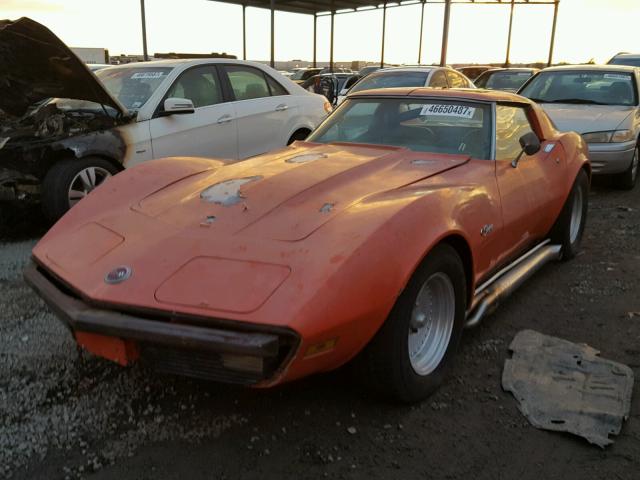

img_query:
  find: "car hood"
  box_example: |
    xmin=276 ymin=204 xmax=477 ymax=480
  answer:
xmin=0 ymin=17 xmax=127 ymax=117
xmin=131 ymin=143 xmax=469 ymax=241
xmin=540 ymin=103 xmax=634 ymax=134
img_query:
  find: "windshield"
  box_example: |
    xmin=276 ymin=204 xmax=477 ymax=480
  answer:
xmin=609 ymin=57 xmax=640 ymax=67
xmin=308 ymin=98 xmax=491 ymax=159
xmin=520 ymin=70 xmax=637 ymax=106
xmin=95 ymin=66 xmax=173 ymax=111
xmin=349 ymin=71 xmax=429 ymax=94
xmin=476 ymin=71 xmax=533 ymax=91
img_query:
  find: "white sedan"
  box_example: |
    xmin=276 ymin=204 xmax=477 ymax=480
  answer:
xmin=97 ymin=59 xmax=332 ymax=164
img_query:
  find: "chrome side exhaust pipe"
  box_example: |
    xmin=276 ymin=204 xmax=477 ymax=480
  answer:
xmin=465 ymin=242 xmax=562 ymax=329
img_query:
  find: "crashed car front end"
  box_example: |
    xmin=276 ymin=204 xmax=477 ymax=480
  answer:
xmin=0 ymin=17 xmax=130 ymax=214
xmin=0 ymin=103 xmax=126 ymax=203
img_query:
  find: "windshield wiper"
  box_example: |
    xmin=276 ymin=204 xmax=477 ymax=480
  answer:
xmin=546 ymin=98 xmax=609 ymax=105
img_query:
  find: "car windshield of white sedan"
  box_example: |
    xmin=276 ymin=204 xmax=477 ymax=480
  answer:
xmin=96 ymin=67 xmax=173 ymax=111
xmin=349 ymin=72 xmax=430 ymax=94
xmin=520 ymin=71 xmax=637 ymax=106
xmin=53 ymin=67 xmax=173 ymax=114
xmin=308 ymin=98 xmax=491 ymax=159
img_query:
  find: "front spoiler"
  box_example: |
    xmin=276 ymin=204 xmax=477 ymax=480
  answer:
xmin=24 ymin=262 xmax=298 ymax=384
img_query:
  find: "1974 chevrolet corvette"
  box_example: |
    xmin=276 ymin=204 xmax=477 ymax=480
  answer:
xmin=25 ymin=88 xmax=590 ymax=402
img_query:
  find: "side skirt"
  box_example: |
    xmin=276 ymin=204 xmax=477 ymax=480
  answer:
xmin=465 ymin=239 xmax=562 ymax=329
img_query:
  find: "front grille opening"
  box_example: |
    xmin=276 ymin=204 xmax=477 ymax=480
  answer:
xmin=140 ymin=339 xmax=295 ymax=385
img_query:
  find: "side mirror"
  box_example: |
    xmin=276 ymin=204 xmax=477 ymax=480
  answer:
xmin=160 ymin=97 xmax=195 ymax=116
xmin=520 ymin=131 xmax=541 ymax=156
xmin=512 ymin=132 xmax=541 ymax=168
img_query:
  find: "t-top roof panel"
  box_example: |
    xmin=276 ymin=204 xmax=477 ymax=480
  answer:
xmin=210 ymin=0 xmax=557 ymax=16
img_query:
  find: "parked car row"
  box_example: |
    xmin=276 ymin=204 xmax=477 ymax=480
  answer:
xmin=3 ymin=17 xmax=637 ymax=403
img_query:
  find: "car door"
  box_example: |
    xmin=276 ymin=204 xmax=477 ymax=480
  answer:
xmin=494 ymin=104 xmax=567 ymax=262
xmin=148 ymin=64 xmax=239 ymax=160
xmin=222 ymin=65 xmax=296 ymax=159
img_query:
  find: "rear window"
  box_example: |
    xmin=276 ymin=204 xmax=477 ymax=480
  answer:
xmin=308 ymin=98 xmax=491 ymax=159
xmin=609 ymin=57 xmax=640 ymax=67
xmin=477 ymin=71 xmax=533 ymax=91
xmin=349 ymin=72 xmax=429 ymax=94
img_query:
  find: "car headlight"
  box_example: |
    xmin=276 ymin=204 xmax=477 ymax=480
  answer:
xmin=582 ymin=130 xmax=635 ymax=144
xmin=582 ymin=131 xmax=613 ymax=143
xmin=611 ymin=129 xmax=635 ymax=143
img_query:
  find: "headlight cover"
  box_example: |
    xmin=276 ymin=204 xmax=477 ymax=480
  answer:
xmin=582 ymin=130 xmax=635 ymax=144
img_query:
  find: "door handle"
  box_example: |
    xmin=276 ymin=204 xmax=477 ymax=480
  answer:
xmin=217 ymin=114 xmax=233 ymax=124
xmin=275 ymin=104 xmax=288 ymax=112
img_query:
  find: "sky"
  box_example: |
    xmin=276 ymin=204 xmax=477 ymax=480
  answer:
xmin=3 ymin=0 xmax=640 ymax=65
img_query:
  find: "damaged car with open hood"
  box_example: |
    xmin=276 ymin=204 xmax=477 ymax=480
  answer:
xmin=0 ymin=18 xmax=331 ymax=221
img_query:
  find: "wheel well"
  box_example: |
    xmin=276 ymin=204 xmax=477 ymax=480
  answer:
xmin=439 ymin=235 xmax=474 ymax=307
xmin=288 ymin=128 xmax=312 ymax=145
xmin=50 ymin=151 xmax=123 ymax=174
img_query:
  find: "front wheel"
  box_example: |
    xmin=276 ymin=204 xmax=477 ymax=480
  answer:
xmin=614 ymin=144 xmax=639 ymax=190
xmin=42 ymin=157 xmax=120 ymax=222
xmin=356 ymin=244 xmax=467 ymax=403
xmin=551 ymin=169 xmax=589 ymax=260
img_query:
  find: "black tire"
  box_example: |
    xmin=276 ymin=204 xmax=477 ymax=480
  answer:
xmin=41 ymin=156 xmax=120 ymax=222
xmin=287 ymin=129 xmax=311 ymax=145
xmin=551 ymin=169 xmax=589 ymax=261
xmin=356 ymin=244 xmax=467 ymax=403
xmin=614 ymin=144 xmax=639 ymax=190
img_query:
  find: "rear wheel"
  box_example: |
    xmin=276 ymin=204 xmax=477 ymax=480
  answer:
xmin=551 ymin=169 xmax=589 ymax=260
xmin=614 ymin=144 xmax=639 ymax=190
xmin=42 ymin=157 xmax=119 ymax=222
xmin=357 ymin=244 xmax=466 ymax=403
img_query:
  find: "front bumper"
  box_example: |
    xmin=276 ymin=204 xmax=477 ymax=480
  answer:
xmin=588 ymin=141 xmax=636 ymax=175
xmin=24 ymin=262 xmax=299 ymax=385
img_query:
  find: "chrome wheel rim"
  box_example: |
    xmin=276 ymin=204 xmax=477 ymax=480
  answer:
xmin=408 ymin=272 xmax=455 ymax=376
xmin=631 ymin=147 xmax=639 ymax=182
xmin=68 ymin=166 xmax=111 ymax=207
xmin=569 ymin=185 xmax=583 ymax=244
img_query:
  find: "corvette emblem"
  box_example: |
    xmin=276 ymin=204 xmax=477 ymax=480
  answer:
xmin=104 ymin=266 xmax=132 ymax=284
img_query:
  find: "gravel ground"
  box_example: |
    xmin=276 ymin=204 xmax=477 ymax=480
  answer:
xmin=1 ymin=179 xmax=639 ymax=480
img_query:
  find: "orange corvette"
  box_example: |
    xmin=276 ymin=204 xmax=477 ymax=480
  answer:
xmin=26 ymin=88 xmax=590 ymax=402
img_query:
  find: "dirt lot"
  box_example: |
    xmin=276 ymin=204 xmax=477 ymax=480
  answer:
xmin=1 ymin=179 xmax=639 ymax=480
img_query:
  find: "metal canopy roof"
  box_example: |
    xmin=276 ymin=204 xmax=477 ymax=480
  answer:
xmin=212 ymin=0 xmax=380 ymax=15
xmin=210 ymin=0 xmax=556 ymax=16
xmin=137 ymin=0 xmax=561 ymax=71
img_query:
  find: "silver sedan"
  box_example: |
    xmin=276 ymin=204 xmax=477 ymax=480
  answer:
xmin=519 ymin=65 xmax=640 ymax=189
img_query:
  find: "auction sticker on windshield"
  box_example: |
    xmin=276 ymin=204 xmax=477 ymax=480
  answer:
xmin=603 ymin=73 xmax=630 ymax=80
xmin=420 ymin=104 xmax=476 ymax=119
xmin=131 ymin=72 xmax=166 ymax=79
